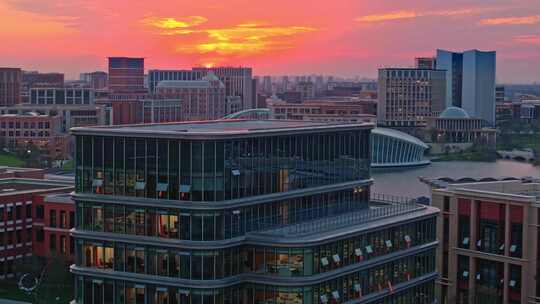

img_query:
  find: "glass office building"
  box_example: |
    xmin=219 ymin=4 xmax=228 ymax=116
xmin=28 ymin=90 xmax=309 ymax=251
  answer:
xmin=71 ymin=120 xmax=439 ymax=304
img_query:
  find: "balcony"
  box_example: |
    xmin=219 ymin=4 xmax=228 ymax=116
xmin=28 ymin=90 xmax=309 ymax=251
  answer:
xmin=252 ymin=194 xmax=428 ymax=238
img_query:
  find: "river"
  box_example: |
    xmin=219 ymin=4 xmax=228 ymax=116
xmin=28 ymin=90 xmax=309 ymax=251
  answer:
xmin=371 ymin=160 xmax=540 ymax=198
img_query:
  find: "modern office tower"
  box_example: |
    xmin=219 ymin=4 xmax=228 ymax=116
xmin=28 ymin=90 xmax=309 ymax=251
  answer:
xmin=193 ymin=67 xmax=253 ymax=110
xmin=462 ymin=50 xmax=496 ymax=125
xmin=81 ymin=72 xmax=108 ymax=90
xmin=71 ymin=119 xmax=439 ymax=304
xmin=436 ymin=50 xmax=463 ymax=108
xmin=155 ymin=73 xmax=226 ymax=121
xmin=430 ymin=179 xmax=540 ymax=304
xmin=436 ymin=49 xmax=496 ymax=125
xmin=415 ymin=58 xmax=437 ymax=70
xmin=0 ymin=68 xmax=22 ymax=106
xmin=147 ymin=70 xmax=204 ymax=94
xmin=108 ymin=57 xmax=145 ymax=93
xmin=377 ymin=68 xmax=446 ymax=128
xmin=262 ymin=76 xmax=272 ymax=94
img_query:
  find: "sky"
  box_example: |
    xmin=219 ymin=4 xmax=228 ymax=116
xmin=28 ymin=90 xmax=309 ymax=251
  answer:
xmin=0 ymin=0 xmax=539 ymax=83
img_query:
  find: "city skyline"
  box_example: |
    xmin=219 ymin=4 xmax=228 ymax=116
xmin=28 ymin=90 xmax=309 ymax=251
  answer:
xmin=1 ymin=0 xmax=539 ymax=83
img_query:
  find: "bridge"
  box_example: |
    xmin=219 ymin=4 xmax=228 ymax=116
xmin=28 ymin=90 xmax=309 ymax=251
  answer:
xmin=222 ymin=108 xmax=271 ymax=120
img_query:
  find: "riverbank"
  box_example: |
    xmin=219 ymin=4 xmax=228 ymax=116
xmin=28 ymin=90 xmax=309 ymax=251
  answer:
xmin=430 ymin=146 xmax=498 ymax=162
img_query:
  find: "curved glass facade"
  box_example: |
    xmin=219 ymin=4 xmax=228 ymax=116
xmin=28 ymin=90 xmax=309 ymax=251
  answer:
xmin=71 ymin=121 xmax=438 ymax=304
xmin=371 ymin=128 xmax=429 ymax=168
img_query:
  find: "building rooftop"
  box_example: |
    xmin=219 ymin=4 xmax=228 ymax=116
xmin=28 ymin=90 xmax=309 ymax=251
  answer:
xmin=0 ymin=178 xmax=73 ymax=196
xmin=439 ymin=106 xmax=470 ymax=119
xmin=433 ymin=179 xmax=540 ymax=203
xmin=372 ymin=128 xmax=428 ymax=148
xmin=71 ymin=119 xmax=373 ymax=138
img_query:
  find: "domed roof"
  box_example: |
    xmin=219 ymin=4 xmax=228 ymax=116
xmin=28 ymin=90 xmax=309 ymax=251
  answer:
xmin=439 ymin=107 xmax=470 ymax=119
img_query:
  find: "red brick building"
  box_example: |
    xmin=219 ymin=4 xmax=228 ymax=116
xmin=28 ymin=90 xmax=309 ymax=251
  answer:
xmin=0 ymin=68 xmax=22 ymax=106
xmin=108 ymin=57 xmax=144 ymax=93
xmin=32 ymin=193 xmax=75 ymax=262
xmin=0 ymin=178 xmax=73 ymax=279
xmin=0 ymin=113 xmax=69 ymax=161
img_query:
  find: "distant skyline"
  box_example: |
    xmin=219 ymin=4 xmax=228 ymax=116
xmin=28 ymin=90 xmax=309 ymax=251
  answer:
xmin=1 ymin=0 xmax=539 ymax=83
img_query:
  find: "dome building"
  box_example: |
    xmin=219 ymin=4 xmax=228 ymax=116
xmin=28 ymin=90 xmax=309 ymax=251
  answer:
xmin=428 ymin=107 xmax=497 ymax=146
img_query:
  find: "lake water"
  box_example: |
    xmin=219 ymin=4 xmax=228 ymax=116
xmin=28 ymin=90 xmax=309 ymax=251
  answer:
xmin=371 ymin=160 xmax=540 ymax=198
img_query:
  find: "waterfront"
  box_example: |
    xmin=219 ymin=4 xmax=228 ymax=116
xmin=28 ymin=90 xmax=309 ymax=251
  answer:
xmin=372 ymin=160 xmax=540 ymax=198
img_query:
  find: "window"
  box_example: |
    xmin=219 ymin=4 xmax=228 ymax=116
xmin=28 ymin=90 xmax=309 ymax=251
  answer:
xmin=16 ymin=230 xmax=21 ymax=244
xmin=25 ymin=204 xmax=32 ymax=218
xmin=36 ymin=228 xmax=44 ymax=242
xmin=69 ymin=212 xmax=75 ymax=229
xmin=50 ymin=210 xmax=57 ymax=228
xmin=36 ymin=205 xmax=44 ymax=219
xmin=26 ymin=228 xmax=32 ymax=243
xmin=50 ymin=234 xmax=56 ymax=251
xmin=60 ymin=236 xmax=66 ymax=254
xmin=60 ymin=211 xmax=66 ymax=229
xmin=15 ymin=206 xmax=21 ymax=220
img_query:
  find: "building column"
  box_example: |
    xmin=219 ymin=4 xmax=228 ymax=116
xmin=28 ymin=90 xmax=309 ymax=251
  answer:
xmin=522 ymin=205 xmax=532 ymax=303
xmin=505 ymin=204 xmax=510 ymax=257
xmin=469 ymin=200 xmax=478 ymax=304
xmin=503 ymin=262 xmax=509 ymax=303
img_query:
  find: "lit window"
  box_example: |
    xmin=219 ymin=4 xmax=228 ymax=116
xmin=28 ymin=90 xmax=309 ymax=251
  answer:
xmin=320 ymin=257 xmax=329 ymax=267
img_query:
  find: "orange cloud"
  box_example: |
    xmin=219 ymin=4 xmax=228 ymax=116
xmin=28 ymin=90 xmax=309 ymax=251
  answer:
xmin=514 ymin=35 xmax=540 ymax=44
xmin=144 ymin=17 xmax=316 ymax=57
xmin=480 ymin=15 xmax=540 ymax=25
xmin=141 ymin=16 xmax=207 ymax=29
xmin=356 ymin=8 xmax=486 ymax=23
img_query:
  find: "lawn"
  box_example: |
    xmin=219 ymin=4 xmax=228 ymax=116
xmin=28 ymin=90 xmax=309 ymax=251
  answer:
xmin=498 ymin=133 xmax=540 ymax=150
xmin=0 ymin=280 xmax=74 ymax=304
xmin=0 ymin=153 xmax=25 ymax=167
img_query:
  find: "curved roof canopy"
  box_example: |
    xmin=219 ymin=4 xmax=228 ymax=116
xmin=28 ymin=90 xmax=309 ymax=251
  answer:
xmin=439 ymin=107 xmax=470 ymax=119
xmin=372 ymin=128 xmax=428 ymax=148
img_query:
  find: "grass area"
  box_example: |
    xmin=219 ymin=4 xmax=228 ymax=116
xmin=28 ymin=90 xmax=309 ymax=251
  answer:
xmin=0 ymin=280 xmax=74 ymax=304
xmin=433 ymin=146 xmax=498 ymax=162
xmin=0 ymin=281 xmax=32 ymax=302
xmin=498 ymin=133 xmax=540 ymax=150
xmin=0 ymin=153 xmax=25 ymax=167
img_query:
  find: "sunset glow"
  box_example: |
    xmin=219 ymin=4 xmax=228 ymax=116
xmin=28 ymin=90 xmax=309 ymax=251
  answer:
xmin=0 ymin=0 xmax=538 ymax=82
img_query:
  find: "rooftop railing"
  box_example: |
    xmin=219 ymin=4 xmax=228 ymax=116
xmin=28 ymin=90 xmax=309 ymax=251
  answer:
xmin=251 ymin=193 xmax=426 ymax=237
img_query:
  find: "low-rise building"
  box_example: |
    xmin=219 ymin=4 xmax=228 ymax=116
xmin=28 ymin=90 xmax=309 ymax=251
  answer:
xmin=427 ymin=107 xmax=497 ymax=148
xmin=268 ymin=97 xmax=376 ymax=123
xmin=0 ymin=178 xmax=73 ymax=278
xmin=431 ymin=178 xmax=540 ymax=304
xmin=0 ymin=113 xmax=69 ymax=161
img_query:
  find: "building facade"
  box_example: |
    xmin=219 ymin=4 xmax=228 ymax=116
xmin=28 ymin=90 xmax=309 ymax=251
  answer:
xmin=193 ymin=67 xmax=253 ymax=110
xmin=0 ymin=113 xmax=69 ymax=161
xmin=436 ymin=50 xmax=496 ymax=125
xmin=431 ymin=179 xmax=540 ymax=304
xmin=415 ymin=58 xmax=437 ymax=70
xmin=148 ymin=70 xmax=203 ymax=94
xmin=268 ymin=97 xmax=376 ymax=123
xmin=371 ymin=128 xmax=430 ymax=168
xmin=427 ymin=107 xmax=497 ymax=147
xmin=155 ymin=74 xmax=226 ymax=121
xmin=377 ymin=68 xmax=446 ymax=128
xmin=0 ymin=68 xmax=22 ymax=106
xmin=71 ymin=120 xmax=439 ymax=303
xmin=81 ymin=72 xmax=108 ymax=90
xmin=108 ymin=58 xmax=145 ymax=93
xmin=0 ymin=178 xmax=73 ymax=278
xmin=30 ymin=87 xmax=94 ymax=105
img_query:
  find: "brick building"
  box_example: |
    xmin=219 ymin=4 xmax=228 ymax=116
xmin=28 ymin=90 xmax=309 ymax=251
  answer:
xmin=0 ymin=178 xmax=73 ymax=279
xmin=33 ymin=193 xmax=75 ymax=262
xmin=431 ymin=179 xmax=540 ymax=303
xmin=0 ymin=113 xmax=69 ymax=161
